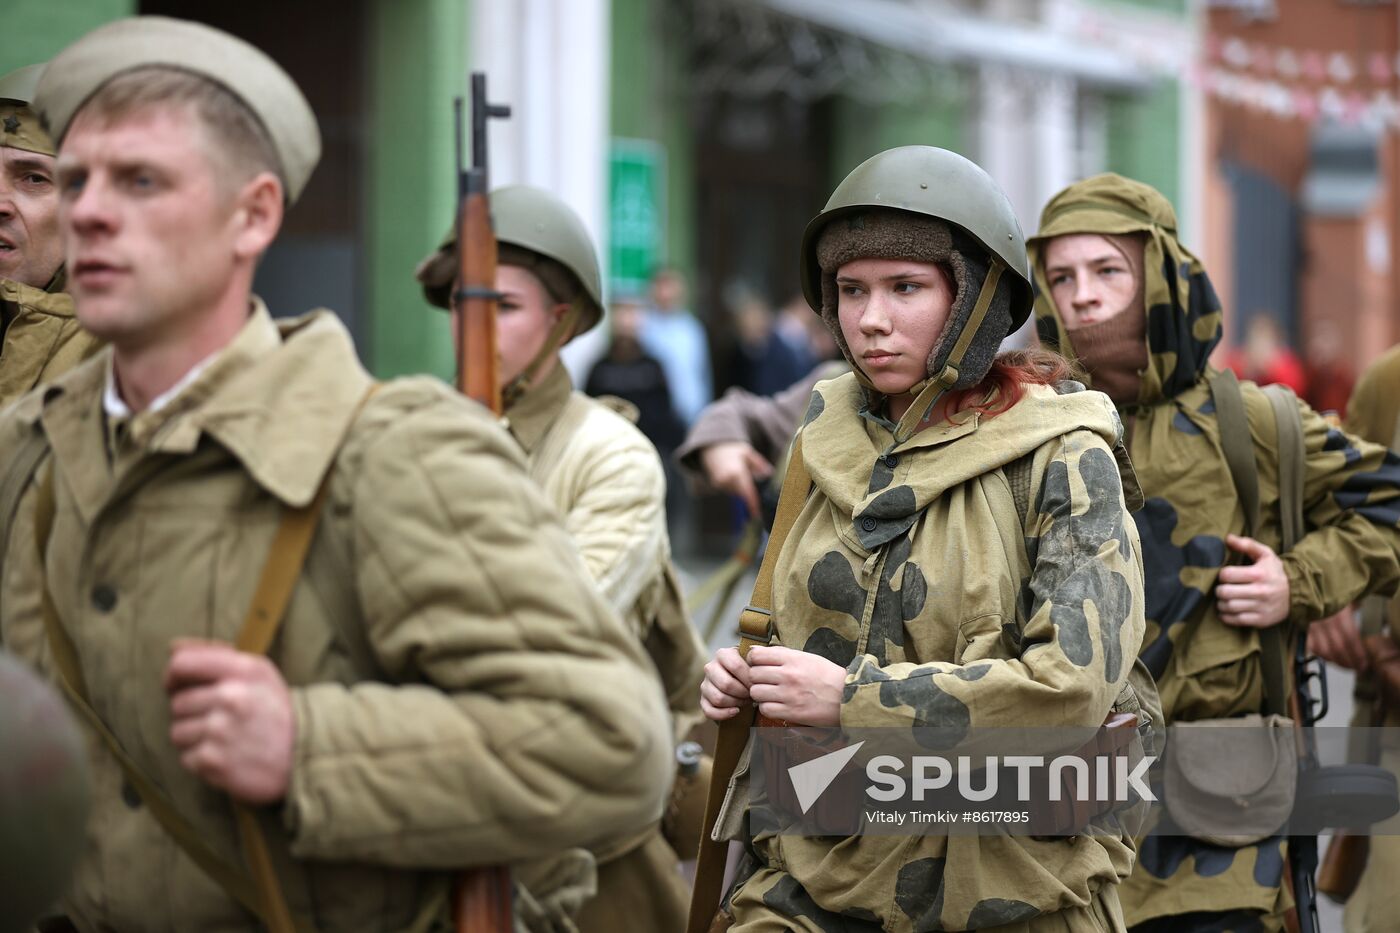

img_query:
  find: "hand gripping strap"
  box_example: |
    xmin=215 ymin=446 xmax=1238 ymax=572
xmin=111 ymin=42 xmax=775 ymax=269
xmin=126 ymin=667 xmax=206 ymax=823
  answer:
xmin=1207 ymin=371 xmax=1302 ymax=719
xmin=34 ymin=382 xmax=382 ymax=933
xmin=686 ymin=433 xmax=813 ymax=933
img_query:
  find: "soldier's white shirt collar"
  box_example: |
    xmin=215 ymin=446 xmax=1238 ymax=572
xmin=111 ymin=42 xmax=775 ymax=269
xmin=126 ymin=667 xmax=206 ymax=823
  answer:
xmin=102 ymin=350 xmax=222 ymax=419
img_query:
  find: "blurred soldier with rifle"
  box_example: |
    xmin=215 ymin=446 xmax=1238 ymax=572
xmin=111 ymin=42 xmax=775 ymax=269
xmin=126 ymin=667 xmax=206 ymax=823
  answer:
xmin=420 ymin=174 xmax=705 ymax=930
xmin=0 ymin=16 xmax=672 ymax=932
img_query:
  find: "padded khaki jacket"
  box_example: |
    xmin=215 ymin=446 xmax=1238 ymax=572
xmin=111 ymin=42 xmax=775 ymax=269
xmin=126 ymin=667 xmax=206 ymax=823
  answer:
xmin=0 ymin=304 xmax=673 ymax=932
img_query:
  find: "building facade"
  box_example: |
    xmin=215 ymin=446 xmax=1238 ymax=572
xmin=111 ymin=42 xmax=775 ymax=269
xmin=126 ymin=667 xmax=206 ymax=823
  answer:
xmin=1202 ymin=0 xmax=1400 ymax=378
xmin=6 ymin=0 xmax=1197 ymax=380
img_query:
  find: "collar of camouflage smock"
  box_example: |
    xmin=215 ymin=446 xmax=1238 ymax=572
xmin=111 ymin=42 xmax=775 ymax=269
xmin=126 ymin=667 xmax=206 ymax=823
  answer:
xmin=30 ymin=299 xmax=373 ymax=522
xmin=502 ymin=361 xmax=572 ymax=454
xmin=0 ymin=102 xmax=53 ymax=156
xmin=799 ymin=371 xmax=1125 ymax=551
xmin=1027 ymin=174 xmax=1223 ymax=407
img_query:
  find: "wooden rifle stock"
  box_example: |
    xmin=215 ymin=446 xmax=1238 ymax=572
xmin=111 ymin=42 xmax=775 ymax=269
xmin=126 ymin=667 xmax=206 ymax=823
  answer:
xmin=456 ymin=181 xmax=501 ymax=409
xmin=449 ymin=74 xmax=513 ymax=933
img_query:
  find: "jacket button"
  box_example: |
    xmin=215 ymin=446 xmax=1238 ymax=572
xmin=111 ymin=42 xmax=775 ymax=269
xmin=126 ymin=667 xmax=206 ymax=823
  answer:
xmin=861 ymin=517 xmax=878 ymax=532
xmin=120 ymin=780 xmax=142 ymax=809
xmin=882 ymin=454 xmax=899 ymax=468
xmin=91 ymin=585 xmax=117 ymax=612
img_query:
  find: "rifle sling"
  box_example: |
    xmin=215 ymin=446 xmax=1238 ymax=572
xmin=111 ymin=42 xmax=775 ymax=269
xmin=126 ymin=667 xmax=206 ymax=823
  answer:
xmin=34 ymin=382 xmax=381 ymax=933
xmin=687 ymin=433 xmax=812 ymax=933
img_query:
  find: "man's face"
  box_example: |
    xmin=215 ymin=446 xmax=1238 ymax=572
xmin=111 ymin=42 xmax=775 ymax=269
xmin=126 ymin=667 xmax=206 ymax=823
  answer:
xmin=650 ymin=271 xmax=683 ymax=311
xmin=0 ymin=145 xmax=63 ymax=288
xmin=1042 ymin=233 xmax=1141 ymax=330
xmin=55 ymin=104 xmax=242 ymax=346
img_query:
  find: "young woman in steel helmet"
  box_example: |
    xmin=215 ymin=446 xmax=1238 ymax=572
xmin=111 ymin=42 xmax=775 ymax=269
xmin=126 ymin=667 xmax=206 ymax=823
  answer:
xmin=699 ymin=147 xmax=1147 ymax=931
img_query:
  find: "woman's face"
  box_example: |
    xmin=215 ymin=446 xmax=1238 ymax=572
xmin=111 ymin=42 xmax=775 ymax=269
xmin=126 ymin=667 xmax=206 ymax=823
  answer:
xmin=1042 ymin=233 xmax=1141 ymax=329
xmin=836 ymin=257 xmax=954 ymax=398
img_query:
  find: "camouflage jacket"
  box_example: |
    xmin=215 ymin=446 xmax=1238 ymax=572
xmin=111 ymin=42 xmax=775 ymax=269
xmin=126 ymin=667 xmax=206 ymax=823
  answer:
xmin=1030 ymin=174 xmax=1400 ymax=926
xmin=0 ymin=270 xmax=101 ymax=409
xmin=734 ymin=373 xmax=1146 ymax=932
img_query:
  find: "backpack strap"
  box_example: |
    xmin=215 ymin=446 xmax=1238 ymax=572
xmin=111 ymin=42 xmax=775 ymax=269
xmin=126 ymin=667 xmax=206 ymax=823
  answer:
xmin=1207 ymin=370 xmax=1301 ymax=718
xmin=1262 ymin=384 xmax=1306 ymax=552
xmin=688 ymin=432 xmax=812 ymax=933
xmin=1209 ymin=368 xmax=1262 ymax=537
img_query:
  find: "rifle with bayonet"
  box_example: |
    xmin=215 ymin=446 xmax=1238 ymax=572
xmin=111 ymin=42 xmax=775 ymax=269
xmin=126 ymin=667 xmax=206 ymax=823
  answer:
xmin=450 ymin=71 xmax=513 ymax=933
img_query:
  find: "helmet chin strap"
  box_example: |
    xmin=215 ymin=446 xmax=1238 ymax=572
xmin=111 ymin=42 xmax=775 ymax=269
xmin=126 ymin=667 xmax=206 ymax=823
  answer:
xmin=884 ymin=258 xmax=1006 ymax=447
xmin=501 ymin=300 xmax=583 ymax=409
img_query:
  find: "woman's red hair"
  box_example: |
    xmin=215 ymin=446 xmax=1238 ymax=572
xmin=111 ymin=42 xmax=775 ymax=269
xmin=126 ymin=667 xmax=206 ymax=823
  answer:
xmin=948 ymin=348 xmax=1079 ymax=418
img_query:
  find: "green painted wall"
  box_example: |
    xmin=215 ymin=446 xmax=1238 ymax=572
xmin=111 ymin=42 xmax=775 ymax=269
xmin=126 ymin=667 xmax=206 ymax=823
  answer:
xmin=0 ymin=0 xmax=134 ymax=73
xmin=1106 ymin=81 xmax=1180 ymax=211
xmin=828 ymin=91 xmax=965 ymax=189
xmin=610 ymin=0 xmax=696 ymax=289
xmin=364 ymin=0 xmax=465 ymax=379
xmin=1097 ymin=0 xmax=1187 ymax=13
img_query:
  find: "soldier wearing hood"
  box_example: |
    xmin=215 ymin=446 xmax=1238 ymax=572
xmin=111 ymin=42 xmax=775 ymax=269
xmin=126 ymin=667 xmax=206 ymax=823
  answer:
xmin=416 ymin=185 xmax=705 ymax=933
xmin=700 ymin=146 xmax=1147 ymax=931
xmin=1028 ymin=174 xmax=1400 ymax=931
xmin=0 ymin=62 xmax=101 ymax=406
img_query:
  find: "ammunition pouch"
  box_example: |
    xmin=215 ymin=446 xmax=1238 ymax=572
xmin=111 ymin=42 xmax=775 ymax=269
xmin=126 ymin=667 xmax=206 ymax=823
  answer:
xmin=1162 ymin=714 xmax=1297 ymax=846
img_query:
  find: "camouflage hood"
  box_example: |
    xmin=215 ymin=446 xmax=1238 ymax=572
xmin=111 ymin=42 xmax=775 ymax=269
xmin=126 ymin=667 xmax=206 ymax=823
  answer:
xmin=801 ymin=372 xmax=1127 ymax=551
xmin=1027 ymin=174 xmax=1224 ymax=407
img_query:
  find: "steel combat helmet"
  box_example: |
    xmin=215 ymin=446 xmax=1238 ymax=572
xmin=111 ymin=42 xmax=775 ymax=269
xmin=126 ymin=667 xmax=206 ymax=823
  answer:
xmin=417 ymin=184 xmax=604 ymax=332
xmin=416 ymin=185 xmax=605 ymax=406
xmin=800 ymin=146 xmax=1032 ymax=430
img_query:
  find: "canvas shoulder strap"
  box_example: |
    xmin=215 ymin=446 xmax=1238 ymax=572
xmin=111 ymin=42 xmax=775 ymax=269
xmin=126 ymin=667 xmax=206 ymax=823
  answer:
xmin=1209 ymin=368 xmax=1263 ymax=538
xmin=33 ymin=382 xmax=382 ymax=933
xmin=687 ymin=432 xmax=812 ymax=933
xmin=1207 ymin=370 xmax=1302 ymax=717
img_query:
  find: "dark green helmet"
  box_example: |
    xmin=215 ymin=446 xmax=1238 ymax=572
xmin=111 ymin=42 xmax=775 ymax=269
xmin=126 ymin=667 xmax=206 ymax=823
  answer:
xmin=800 ymin=146 xmax=1032 ymax=397
xmin=0 ymin=652 xmax=90 ymax=931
